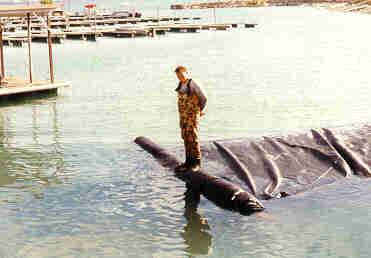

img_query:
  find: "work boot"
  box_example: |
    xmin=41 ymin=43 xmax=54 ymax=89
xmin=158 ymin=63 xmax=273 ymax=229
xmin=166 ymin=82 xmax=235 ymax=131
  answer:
xmin=189 ymin=158 xmax=201 ymax=172
xmin=175 ymin=157 xmax=190 ymax=172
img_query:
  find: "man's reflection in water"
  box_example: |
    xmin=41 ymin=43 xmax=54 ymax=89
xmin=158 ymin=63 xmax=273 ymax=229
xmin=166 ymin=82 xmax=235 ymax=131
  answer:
xmin=181 ymin=184 xmax=213 ymax=256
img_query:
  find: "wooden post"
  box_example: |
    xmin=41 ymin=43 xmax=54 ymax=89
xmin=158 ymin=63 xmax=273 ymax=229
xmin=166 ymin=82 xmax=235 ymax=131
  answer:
xmin=47 ymin=15 xmax=55 ymax=83
xmin=66 ymin=14 xmax=70 ymax=31
xmin=94 ymin=6 xmax=97 ymax=40
xmin=27 ymin=13 xmax=33 ymax=83
xmin=0 ymin=24 xmax=5 ymax=80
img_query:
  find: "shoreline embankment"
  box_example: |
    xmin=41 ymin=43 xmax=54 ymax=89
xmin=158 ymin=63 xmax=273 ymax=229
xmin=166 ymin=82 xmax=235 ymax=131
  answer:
xmin=317 ymin=0 xmax=371 ymax=14
xmin=170 ymin=0 xmax=371 ymax=14
xmin=171 ymin=1 xmax=266 ymax=9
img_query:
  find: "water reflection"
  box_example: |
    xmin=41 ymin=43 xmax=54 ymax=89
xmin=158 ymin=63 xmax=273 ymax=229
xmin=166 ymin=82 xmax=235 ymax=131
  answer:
xmin=0 ymin=101 xmax=66 ymax=202
xmin=181 ymin=184 xmax=213 ymax=257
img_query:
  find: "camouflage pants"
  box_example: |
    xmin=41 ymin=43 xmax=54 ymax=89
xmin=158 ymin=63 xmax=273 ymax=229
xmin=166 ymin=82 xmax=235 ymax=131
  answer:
xmin=181 ymin=121 xmax=201 ymax=160
xmin=178 ymin=91 xmax=202 ymax=160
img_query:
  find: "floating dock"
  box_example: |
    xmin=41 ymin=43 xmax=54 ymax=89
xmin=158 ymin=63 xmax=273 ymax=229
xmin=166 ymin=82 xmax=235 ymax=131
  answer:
xmin=3 ymin=15 xmax=202 ymax=32
xmin=1 ymin=22 xmax=257 ymax=45
xmin=0 ymin=10 xmax=258 ymax=46
xmin=0 ymin=77 xmax=70 ymax=99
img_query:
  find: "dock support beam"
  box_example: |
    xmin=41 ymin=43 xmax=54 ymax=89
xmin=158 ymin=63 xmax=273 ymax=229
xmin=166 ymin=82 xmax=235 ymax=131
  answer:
xmin=47 ymin=15 xmax=55 ymax=83
xmin=27 ymin=13 xmax=33 ymax=83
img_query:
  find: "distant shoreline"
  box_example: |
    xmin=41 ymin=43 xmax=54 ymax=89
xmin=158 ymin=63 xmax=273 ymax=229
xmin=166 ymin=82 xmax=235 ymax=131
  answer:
xmin=309 ymin=2 xmax=371 ymax=14
xmin=170 ymin=1 xmax=371 ymax=15
xmin=267 ymin=2 xmax=371 ymax=15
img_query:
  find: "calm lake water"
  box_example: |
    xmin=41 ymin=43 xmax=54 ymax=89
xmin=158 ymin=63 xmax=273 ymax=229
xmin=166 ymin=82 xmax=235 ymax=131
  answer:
xmin=1 ymin=2 xmax=371 ymax=257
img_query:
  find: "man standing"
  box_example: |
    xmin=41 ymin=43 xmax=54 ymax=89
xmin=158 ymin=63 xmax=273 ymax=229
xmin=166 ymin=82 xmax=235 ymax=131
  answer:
xmin=174 ymin=66 xmax=207 ymax=172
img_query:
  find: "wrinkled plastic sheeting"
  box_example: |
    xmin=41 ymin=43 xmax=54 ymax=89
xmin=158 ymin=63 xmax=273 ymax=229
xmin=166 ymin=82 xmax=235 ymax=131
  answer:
xmin=198 ymin=125 xmax=371 ymax=197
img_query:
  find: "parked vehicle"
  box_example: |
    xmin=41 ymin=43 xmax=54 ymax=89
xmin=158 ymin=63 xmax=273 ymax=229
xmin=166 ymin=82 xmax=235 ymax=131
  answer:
xmin=112 ymin=3 xmax=142 ymax=18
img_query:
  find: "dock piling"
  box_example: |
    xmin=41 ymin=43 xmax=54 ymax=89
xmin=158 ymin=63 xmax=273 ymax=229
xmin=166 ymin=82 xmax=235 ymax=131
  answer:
xmin=47 ymin=15 xmax=54 ymax=84
xmin=27 ymin=13 xmax=33 ymax=83
xmin=0 ymin=25 xmax=5 ymax=79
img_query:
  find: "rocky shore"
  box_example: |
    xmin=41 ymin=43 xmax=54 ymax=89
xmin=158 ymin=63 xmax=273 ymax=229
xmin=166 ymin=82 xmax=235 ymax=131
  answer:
xmin=319 ymin=0 xmax=371 ymax=14
xmin=170 ymin=0 xmax=266 ymax=9
xmin=170 ymin=0 xmax=371 ymax=14
xmin=269 ymin=0 xmax=371 ymax=14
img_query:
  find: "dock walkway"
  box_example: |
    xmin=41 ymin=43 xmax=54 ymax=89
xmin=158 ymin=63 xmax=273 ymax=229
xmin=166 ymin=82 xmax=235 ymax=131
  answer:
xmin=0 ymin=77 xmax=70 ymax=98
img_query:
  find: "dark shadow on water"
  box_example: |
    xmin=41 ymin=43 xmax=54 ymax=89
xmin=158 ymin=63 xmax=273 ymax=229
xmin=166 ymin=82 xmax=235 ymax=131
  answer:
xmin=181 ymin=184 xmax=213 ymax=257
xmin=180 ymin=179 xmax=265 ymax=256
xmin=0 ymin=89 xmax=57 ymax=107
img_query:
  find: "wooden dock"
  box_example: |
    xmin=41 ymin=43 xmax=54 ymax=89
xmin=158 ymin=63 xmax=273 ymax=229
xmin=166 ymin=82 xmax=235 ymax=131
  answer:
xmin=0 ymin=12 xmax=258 ymax=46
xmin=64 ymin=30 xmax=100 ymax=41
xmin=4 ymin=15 xmax=202 ymax=31
xmin=0 ymin=5 xmax=72 ymax=102
xmin=31 ymin=32 xmax=66 ymax=43
xmin=114 ymin=27 xmax=149 ymax=38
xmin=0 ymin=77 xmax=70 ymax=99
xmin=1 ymin=22 xmax=257 ymax=46
xmin=2 ymin=36 xmax=26 ymax=47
